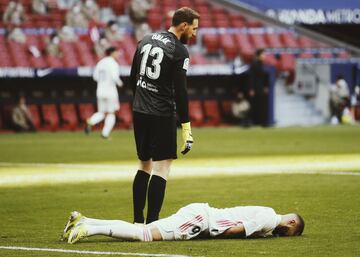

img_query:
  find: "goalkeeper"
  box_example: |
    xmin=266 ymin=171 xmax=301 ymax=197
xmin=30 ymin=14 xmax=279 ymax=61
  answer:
xmin=129 ymin=8 xmax=199 ymax=224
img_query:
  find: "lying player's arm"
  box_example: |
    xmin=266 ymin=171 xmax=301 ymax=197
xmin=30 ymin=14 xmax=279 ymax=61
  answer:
xmin=218 ymin=225 xmax=246 ymax=239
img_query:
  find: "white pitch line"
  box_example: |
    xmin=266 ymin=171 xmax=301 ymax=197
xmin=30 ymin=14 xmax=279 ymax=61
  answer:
xmin=0 ymin=160 xmax=360 ymax=187
xmin=0 ymin=246 xmax=199 ymax=257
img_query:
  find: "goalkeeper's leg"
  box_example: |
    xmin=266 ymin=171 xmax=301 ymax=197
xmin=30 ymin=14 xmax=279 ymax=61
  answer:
xmin=133 ymin=161 xmax=152 ymax=224
xmin=146 ymin=160 xmax=172 ymax=224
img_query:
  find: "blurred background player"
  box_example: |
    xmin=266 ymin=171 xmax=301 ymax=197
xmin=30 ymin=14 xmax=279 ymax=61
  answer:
xmin=130 ymin=7 xmax=199 ymax=225
xmin=11 ymin=95 xmax=36 ymax=132
xmin=232 ymin=91 xmax=251 ymax=127
xmin=248 ymin=48 xmax=269 ymax=127
xmin=85 ymin=47 xmax=123 ymax=139
xmin=329 ymin=74 xmax=351 ymax=125
xmin=64 ymin=203 xmax=305 ymax=244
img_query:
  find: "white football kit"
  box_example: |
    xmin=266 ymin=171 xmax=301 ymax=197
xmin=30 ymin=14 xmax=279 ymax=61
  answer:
xmin=93 ymin=56 xmax=123 ymax=113
xmin=152 ymin=203 xmax=281 ymax=240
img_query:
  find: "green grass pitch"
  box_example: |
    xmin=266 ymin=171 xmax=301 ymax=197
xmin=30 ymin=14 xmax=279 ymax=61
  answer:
xmin=0 ymin=125 xmax=360 ymax=257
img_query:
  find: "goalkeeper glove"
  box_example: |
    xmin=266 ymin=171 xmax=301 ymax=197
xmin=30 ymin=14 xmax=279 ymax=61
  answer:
xmin=180 ymin=122 xmax=193 ymax=155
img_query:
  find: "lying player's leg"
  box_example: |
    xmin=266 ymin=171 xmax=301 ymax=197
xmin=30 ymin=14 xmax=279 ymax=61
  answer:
xmin=67 ymin=213 xmax=157 ymax=244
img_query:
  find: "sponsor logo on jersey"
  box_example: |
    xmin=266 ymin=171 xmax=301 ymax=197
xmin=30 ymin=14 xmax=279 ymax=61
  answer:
xmin=137 ymin=76 xmax=159 ymax=93
xmin=152 ymin=33 xmax=171 ymax=45
xmin=183 ymin=58 xmax=189 ymax=71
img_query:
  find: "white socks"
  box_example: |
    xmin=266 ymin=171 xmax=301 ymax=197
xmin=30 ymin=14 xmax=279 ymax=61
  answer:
xmin=82 ymin=217 xmax=153 ymax=242
xmin=102 ymin=113 xmax=115 ymax=138
xmin=87 ymin=112 xmax=116 ymax=138
xmin=88 ymin=112 xmax=105 ymax=125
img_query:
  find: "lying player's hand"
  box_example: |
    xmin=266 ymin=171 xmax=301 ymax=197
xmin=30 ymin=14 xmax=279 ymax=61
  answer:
xmin=181 ymin=122 xmax=193 ymax=155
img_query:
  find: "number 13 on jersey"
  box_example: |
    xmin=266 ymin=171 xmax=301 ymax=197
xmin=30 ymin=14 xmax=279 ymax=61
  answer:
xmin=139 ymin=43 xmax=164 ymax=80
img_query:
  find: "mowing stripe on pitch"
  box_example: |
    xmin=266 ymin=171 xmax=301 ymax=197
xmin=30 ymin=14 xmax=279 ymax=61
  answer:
xmin=0 ymin=246 xmax=200 ymax=257
xmin=0 ymin=159 xmax=360 ymax=187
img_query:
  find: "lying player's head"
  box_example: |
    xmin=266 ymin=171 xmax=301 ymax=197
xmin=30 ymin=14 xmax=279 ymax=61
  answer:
xmin=172 ymin=7 xmax=200 ymax=44
xmin=272 ymin=213 xmax=305 ymax=237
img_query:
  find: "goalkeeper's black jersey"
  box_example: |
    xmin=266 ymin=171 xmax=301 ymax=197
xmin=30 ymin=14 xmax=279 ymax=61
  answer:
xmin=130 ymin=31 xmax=190 ymax=123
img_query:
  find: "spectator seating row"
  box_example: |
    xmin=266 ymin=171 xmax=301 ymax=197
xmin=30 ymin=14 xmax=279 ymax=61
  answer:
xmin=147 ymin=4 xmax=259 ymax=31
xmin=0 ymin=102 xmax=133 ymax=132
xmin=0 ymin=99 xmax=239 ymax=132
xmin=0 ymin=0 xmax=129 ymax=27
xmin=189 ymin=99 xmax=235 ymax=127
xmin=0 ymin=33 xmax=137 ymax=67
xmin=0 ymin=31 xmax=350 ymax=69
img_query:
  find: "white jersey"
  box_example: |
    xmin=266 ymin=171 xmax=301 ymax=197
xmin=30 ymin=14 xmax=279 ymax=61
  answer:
xmin=153 ymin=203 xmax=281 ymax=240
xmin=208 ymin=205 xmax=281 ymax=237
xmin=93 ymin=56 xmax=122 ymax=99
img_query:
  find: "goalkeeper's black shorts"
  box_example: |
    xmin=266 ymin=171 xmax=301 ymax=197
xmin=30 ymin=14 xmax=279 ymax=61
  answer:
xmin=133 ymin=111 xmax=177 ymax=161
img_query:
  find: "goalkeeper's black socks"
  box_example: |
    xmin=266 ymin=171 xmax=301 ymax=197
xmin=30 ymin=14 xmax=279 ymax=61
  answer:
xmin=146 ymin=175 xmax=167 ymax=224
xmin=132 ymin=170 xmax=150 ymax=224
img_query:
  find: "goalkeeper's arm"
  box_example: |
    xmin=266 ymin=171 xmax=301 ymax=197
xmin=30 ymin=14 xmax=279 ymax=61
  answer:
xmin=173 ymin=65 xmax=193 ymax=155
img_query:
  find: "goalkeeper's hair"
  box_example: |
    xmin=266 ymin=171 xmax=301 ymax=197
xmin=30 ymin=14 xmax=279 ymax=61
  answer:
xmin=172 ymin=7 xmax=200 ymax=26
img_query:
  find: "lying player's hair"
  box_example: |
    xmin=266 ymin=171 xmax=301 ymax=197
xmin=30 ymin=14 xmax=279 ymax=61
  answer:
xmin=295 ymin=214 xmax=305 ymax=236
xmin=172 ymin=7 xmax=200 ymax=26
xmin=105 ymin=46 xmax=117 ymax=56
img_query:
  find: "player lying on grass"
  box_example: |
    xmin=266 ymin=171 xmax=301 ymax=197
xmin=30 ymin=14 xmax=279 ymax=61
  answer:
xmin=63 ymin=203 xmax=305 ymax=244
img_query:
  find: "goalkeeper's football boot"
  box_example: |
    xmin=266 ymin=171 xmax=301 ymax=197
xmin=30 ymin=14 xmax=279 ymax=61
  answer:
xmin=62 ymin=211 xmax=83 ymax=241
xmin=68 ymin=223 xmax=88 ymax=244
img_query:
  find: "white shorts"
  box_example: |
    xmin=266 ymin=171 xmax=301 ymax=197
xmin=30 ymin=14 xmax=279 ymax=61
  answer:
xmin=97 ymin=97 xmax=120 ymax=113
xmin=152 ymin=203 xmax=210 ymax=241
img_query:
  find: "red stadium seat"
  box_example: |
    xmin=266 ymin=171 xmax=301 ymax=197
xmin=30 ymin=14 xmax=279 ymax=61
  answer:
xmin=74 ymin=41 xmax=96 ymax=66
xmin=220 ymin=34 xmax=237 ymax=60
xmin=116 ymin=102 xmax=133 ymax=129
xmin=60 ymin=42 xmax=80 ymax=68
xmin=234 ymin=33 xmax=254 ymax=63
xmin=355 ymin=105 xmax=360 ymax=120
xmin=189 ymin=100 xmax=204 ymax=127
xmin=337 ymin=51 xmax=351 ymax=59
xmin=280 ymin=33 xmax=299 ymax=48
xmin=246 ymin=20 xmax=263 ymax=28
xmin=318 ymin=52 xmax=333 ymax=59
xmin=41 ymin=104 xmax=59 ymax=131
xmin=265 ymin=33 xmax=284 ymax=48
xmin=78 ymin=103 xmax=95 ymax=125
xmin=299 ymin=52 xmax=314 ymax=59
xmin=250 ymin=33 xmax=268 ymax=49
xmin=59 ymin=103 xmax=78 ymax=130
xmin=46 ymin=56 xmax=63 ymax=68
xmin=279 ymin=53 xmax=295 ymax=84
xmin=148 ymin=8 xmax=163 ymax=30
xmin=1 ymin=105 xmax=13 ymax=129
xmin=298 ymin=36 xmax=316 ymax=48
xmin=220 ymin=100 xmax=234 ymax=123
xmin=202 ymin=33 xmax=219 ymax=54
xmin=190 ymin=53 xmax=208 ymax=65
xmin=28 ymin=104 xmax=42 ymax=129
xmin=203 ymin=100 xmax=221 ymax=126
xmin=263 ymin=53 xmax=278 ymax=67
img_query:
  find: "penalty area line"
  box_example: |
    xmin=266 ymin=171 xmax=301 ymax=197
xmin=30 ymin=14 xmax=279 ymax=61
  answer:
xmin=0 ymin=246 xmax=201 ymax=257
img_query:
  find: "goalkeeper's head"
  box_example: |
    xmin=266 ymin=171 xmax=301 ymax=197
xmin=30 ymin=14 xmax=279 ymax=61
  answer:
xmin=170 ymin=7 xmax=200 ymax=44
